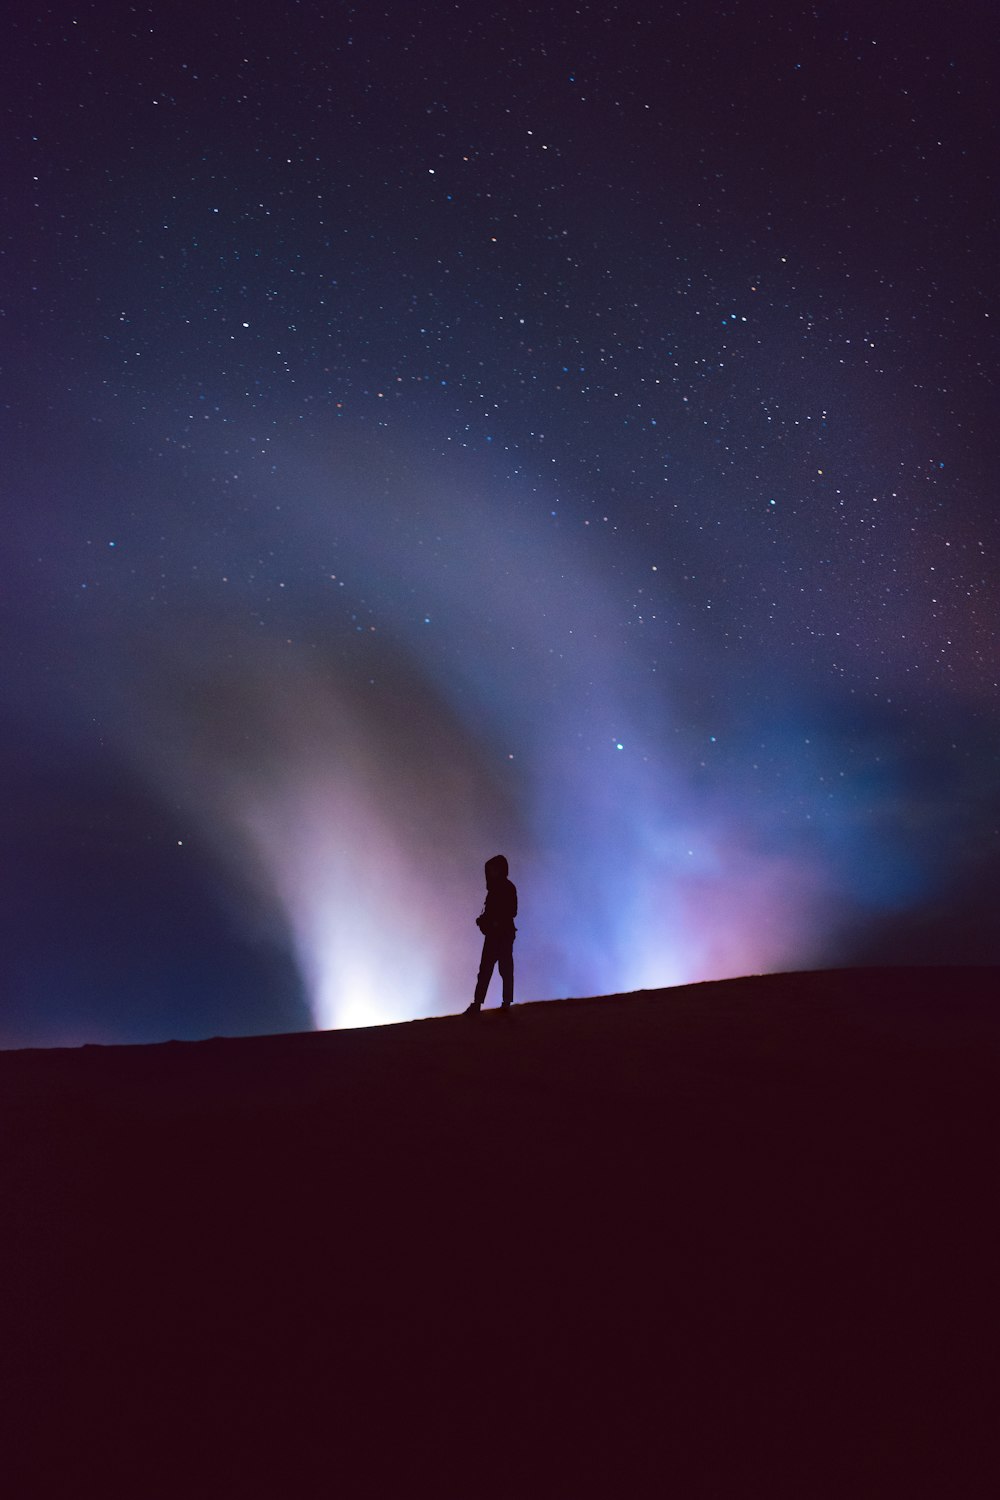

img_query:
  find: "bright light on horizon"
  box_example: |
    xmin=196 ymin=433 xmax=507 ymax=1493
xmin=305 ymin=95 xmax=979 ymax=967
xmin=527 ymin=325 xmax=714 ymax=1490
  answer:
xmin=128 ymin=462 xmax=873 ymax=1035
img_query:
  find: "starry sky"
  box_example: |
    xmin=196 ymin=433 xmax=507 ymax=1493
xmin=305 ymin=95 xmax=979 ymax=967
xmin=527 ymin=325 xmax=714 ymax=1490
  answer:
xmin=3 ymin=1 xmax=998 ymax=1046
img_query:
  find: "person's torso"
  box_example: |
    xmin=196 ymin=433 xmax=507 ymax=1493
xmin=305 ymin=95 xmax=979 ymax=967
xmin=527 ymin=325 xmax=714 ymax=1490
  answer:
xmin=483 ymin=879 xmax=517 ymax=932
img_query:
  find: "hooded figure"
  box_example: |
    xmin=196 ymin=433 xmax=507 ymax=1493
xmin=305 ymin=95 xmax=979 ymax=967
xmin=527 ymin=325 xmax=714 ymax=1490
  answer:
xmin=466 ymin=855 xmax=517 ymax=1012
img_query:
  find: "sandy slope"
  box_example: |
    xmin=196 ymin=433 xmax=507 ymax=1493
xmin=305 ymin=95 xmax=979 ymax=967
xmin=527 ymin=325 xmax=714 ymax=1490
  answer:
xmin=2 ymin=968 xmax=997 ymax=1497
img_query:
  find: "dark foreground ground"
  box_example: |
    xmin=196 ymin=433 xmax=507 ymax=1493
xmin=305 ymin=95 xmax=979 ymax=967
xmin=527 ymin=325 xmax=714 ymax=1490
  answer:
xmin=2 ymin=968 xmax=998 ymax=1497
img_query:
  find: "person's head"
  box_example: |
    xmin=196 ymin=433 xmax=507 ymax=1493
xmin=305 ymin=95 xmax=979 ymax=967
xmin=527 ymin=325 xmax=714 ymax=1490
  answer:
xmin=484 ymin=854 xmax=509 ymax=886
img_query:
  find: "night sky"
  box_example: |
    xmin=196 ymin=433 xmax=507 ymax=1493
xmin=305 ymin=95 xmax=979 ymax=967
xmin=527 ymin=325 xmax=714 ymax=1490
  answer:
xmin=3 ymin=1 xmax=998 ymax=1047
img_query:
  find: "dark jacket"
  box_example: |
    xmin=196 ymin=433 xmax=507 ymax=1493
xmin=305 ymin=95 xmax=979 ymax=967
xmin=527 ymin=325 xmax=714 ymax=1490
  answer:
xmin=478 ymin=854 xmax=517 ymax=941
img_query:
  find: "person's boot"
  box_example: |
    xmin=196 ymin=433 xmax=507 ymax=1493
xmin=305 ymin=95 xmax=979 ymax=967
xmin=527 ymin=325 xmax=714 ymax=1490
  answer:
xmin=464 ymin=1001 xmax=482 ymax=1015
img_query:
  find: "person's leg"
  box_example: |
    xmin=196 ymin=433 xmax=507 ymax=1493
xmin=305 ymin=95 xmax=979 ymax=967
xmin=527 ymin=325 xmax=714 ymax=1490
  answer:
xmin=498 ymin=940 xmax=514 ymax=1006
xmin=472 ymin=938 xmax=496 ymax=1008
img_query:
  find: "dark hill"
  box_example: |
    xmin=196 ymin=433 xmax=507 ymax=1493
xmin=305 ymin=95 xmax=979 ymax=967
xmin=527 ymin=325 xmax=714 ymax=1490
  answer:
xmin=3 ymin=968 xmax=998 ymax=1497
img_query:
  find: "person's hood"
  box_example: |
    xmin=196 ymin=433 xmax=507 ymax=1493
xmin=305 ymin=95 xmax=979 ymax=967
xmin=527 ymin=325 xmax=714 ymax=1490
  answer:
xmin=484 ymin=854 xmax=509 ymax=885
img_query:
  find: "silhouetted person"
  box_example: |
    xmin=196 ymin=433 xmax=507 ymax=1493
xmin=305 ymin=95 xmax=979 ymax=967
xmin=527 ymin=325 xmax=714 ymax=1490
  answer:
xmin=465 ymin=854 xmax=517 ymax=1013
